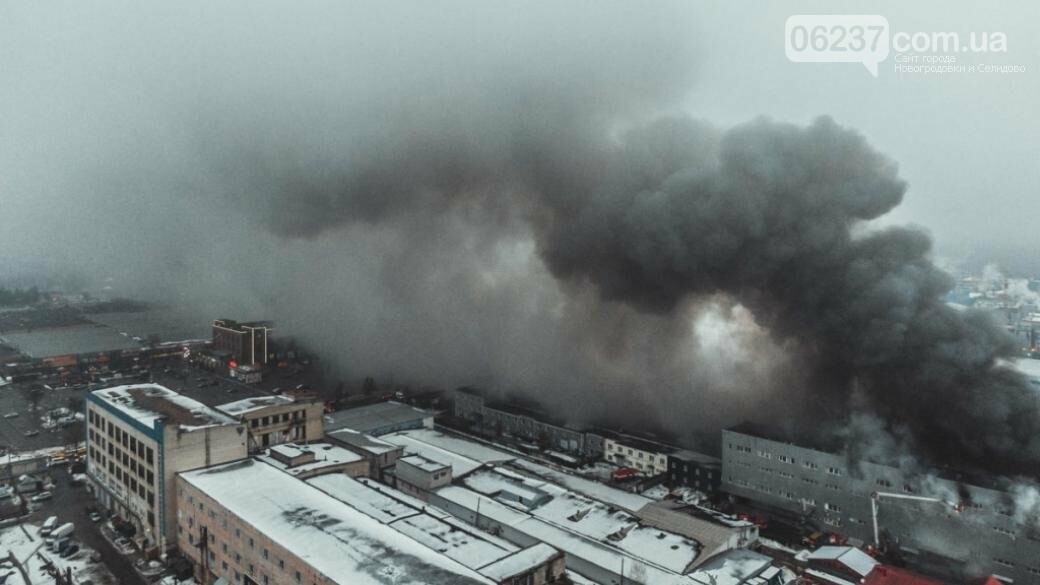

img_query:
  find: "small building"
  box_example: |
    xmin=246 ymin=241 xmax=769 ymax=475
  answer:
xmin=228 ymin=362 xmax=261 ymax=384
xmin=324 ymin=401 xmax=434 ymax=436
xmin=805 ymin=546 xmax=880 ymax=585
xmin=325 ymin=428 xmax=404 ymax=481
xmin=211 ymin=319 xmax=272 ymax=366
xmin=395 ymin=454 xmax=452 ymax=500
xmin=216 ymin=394 xmax=324 ymax=453
xmin=668 ymin=450 xmax=722 ymax=493
xmin=257 ymin=442 xmax=368 ymax=479
xmin=85 ymin=384 xmax=247 ymax=552
xmin=601 ymin=432 xmax=675 ymax=476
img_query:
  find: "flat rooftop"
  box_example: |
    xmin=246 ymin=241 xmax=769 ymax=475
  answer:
xmin=258 ymin=443 xmax=364 ymax=477
xmin=216 ymin=394 xmax=295 ymax=416
xmin=326 ymin=428 xmax=401 ymax=456
xmin=180 ymin=459 xmax=494 ymax=585
xmin=324 ymin=401 xmax=432 ymax=435
xmin=91 ymin=383 xmax=238 ymax=430
xmin=400 ymin=454 xmax=450 ymax=473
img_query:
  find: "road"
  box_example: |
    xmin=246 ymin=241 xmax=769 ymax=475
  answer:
xmin=24 ymin=466 xmax=147 ymax=585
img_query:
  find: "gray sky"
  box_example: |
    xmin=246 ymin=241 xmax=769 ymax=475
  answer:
xmin=1 ymin=1 xmax=1038 ymax=454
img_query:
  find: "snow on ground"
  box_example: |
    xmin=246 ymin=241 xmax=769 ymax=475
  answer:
xmin=0 ymin=522 xmax=116 ymax=585
xmin=641 ymin=484 xmax=670 ymax=500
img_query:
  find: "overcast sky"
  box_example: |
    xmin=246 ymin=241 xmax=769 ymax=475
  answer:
xmin=1 ymin=1 xmax=1038 ymax=447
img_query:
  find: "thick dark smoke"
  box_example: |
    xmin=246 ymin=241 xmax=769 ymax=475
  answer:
xmin=3 ymin=2 xmax=1038 ymax=476
xmin=247 ymin=108 xmax=1040 ymax=475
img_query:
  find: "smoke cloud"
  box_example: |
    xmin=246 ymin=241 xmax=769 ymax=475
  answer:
xmin=2 ymin=1 xmax=1038 ymax=476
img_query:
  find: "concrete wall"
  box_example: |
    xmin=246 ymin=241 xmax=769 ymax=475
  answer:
xmin=177 ymin=476 xmax=335 ymax=585
xmin=240 ymin=401 xmax=324 ymax=453
xmin=161 ymin=423 xmax=247 ymax=550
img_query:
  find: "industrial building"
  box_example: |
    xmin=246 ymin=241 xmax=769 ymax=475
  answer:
xmin=176 ymin=458 xmax=567 ymax=585
xmin=668 ymin=450 xmax=722 ymax=493
xmin=379 ymin=428 xmax=768 ymax=585
xmin=325 ymin=427 xmax=404 ymax=481
xmin=211 ymin=319 xmax=272 ymax=366
xmin=217 ymin=394 xmax=325 ymax=453
xmin=451 ymin=387 xmax=604 ymax=458
xmin=721 ymin=424 xmax=1040 ymax=584
xmin=85 ymin=383 xmax=247 ymax=552
xmin=324 ymin=400 xmax=434 ymax=436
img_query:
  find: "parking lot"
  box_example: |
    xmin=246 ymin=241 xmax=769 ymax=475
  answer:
xmin=6 ymin=464 xmax=146 ymax=585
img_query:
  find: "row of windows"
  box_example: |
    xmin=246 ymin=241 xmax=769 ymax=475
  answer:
xmin=249 ymin=410 xmax=307 ymax=429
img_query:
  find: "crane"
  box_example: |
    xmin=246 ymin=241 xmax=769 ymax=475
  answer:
xmin=870 ymin=491 xmax=961 ymax=548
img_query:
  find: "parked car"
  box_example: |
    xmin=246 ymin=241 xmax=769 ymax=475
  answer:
xmin=88 ymin=512 xmax=102 ymax=522
xmin=60 ymin=543 xmax=80 ymax=558
xmin=30 ymin=491 xmax=53 ymax=502
xmin=23 ymin=430 xmax=39 ymax=437
xmin=3 ymin=412 xmax=18 ymax=419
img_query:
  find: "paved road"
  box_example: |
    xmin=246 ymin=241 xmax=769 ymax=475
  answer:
xmin=25 ymin=466 xmax=147 ymax=585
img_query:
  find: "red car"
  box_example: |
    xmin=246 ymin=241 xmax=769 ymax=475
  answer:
xmin=611 ymin=468 xmax=639 ymax=481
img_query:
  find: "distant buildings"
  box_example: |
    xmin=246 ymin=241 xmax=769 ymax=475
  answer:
xmin=211 ymin=319 xmax=272 ymax=366
xmin=451 ymin=387 xmax=603 ymax=459
xmin=217 ymin=394 xmax=325 ymax=453
xmin=721 ymin=424 xmax=1040 ymax=584
xmin=85 ymin=384 xmax=247 ymax=552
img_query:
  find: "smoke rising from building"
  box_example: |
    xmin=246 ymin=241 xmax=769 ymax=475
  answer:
xmin=2 ymin=2 xmax=1037 ymax=477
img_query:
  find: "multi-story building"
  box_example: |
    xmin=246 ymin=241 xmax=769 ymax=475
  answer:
xmin=721 ymin=423 xmax=1040 ymax=584
xmin=85 ymin=383 xmax=247 ymax=552
xmin=668 ymin=450 xmax=722 ymax=493
xmin=176 ymin=458 xmax=566 ymax=585
xmin=216 ymin=395 xmax=325 ymax=453
xmin=211 ymin=319 xmax=272 ymax=366
xmin=601 ymin=432 xmax=674 ymax=476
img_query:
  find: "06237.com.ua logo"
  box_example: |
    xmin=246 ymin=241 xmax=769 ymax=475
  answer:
xmin=785 ymin=15 xmax=1009 ymax=77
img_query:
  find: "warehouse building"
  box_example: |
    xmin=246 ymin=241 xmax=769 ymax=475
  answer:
xmin=86 ymin=383 xmax=247 ymax=552
xmin=721 ymin=423 xmax=1040 ymax=584
xmin=176 ymin=458 xmax=566 ymax=585
xmin=324 ymin=400 xmax=434 ymax=436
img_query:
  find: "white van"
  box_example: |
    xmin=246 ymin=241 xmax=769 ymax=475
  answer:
xmin=40 ymin=516 xmax=58 ymax=536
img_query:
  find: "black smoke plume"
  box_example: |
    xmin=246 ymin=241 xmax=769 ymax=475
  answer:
xmin=250 ymin=111 xmax=1040 ymax=476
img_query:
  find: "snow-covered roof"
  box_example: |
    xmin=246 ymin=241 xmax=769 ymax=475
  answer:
xmin=808 ymin=546 xmax=880 ymax=577
xmin=688 ymin=549 xmax=773 ymax=585
xmin=478 ymin=543 xmax=560 ymax=581
xmin=1013 ymin=358 xmax=1040 ymax=382
xmin=327 ymin=428 xmax=401 ymax=455
xmin=257 ymin=443 xmax=363 ymax=477
xmin=216 ymin=394 xmax=295 ymax=416
xmin=324 ymin=401 xmax=433 ymax=434
xmin=383 ymin=429 xmax=514 ymax=477
xmin=400 ymin=454 xmax=451 ymax=473
xmin=91 ymin=384 xmax=237 ymax=430
xmin=507 ymin=458 xmax=652 ymax=513
xmin=180 ymin=459 xmax=494 ymax=585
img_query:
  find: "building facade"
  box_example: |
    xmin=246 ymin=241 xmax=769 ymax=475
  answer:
xmin=395 ymin=454 xmax=452 ymax=499
xmin=450 ymin=387 xmax=603 ymax=458
xmin=721 ymin=425 xmax=1040 ymax=584
xmin=211 ymin=319 xmax=272 ymax=366
xmin=668 ymin=450 xmax=722 ymax=493
xmin=85 ymin=384 xmax=247 ymax=552
xmin=217 ymin=395 xmax=325 ymax=453
xmin=602 ymin=434 xmax=672 ymax=476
